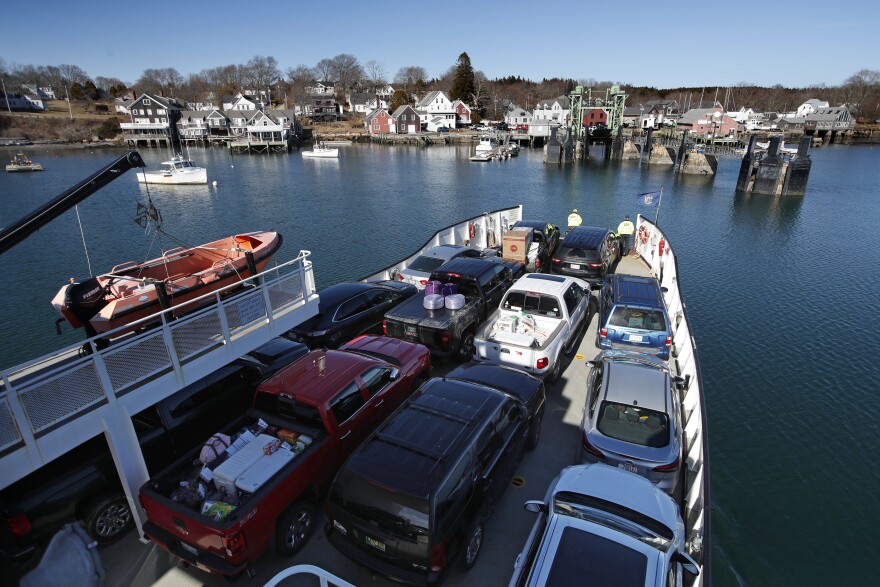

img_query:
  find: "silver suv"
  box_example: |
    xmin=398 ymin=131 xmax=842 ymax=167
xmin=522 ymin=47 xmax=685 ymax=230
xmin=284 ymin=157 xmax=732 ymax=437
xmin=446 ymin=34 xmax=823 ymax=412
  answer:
xmin=577 ymin=350 xmax=684 ymax=495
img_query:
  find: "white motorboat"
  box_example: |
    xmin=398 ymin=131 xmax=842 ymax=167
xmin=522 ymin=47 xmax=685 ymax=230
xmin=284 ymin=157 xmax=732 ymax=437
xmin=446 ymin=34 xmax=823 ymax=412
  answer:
xmin=475 ymin=134 xmax=498 ymax=153
xmin=302 ymin=142 xmax=339 ymax=158
xmin=137 ymin=155 xmax=207 ymax=185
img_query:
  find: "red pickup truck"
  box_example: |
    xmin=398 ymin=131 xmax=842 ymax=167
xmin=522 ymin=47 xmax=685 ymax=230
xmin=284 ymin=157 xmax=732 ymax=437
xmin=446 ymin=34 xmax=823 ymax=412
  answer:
xmin=138 ymin=335 xmax=431 ymax=577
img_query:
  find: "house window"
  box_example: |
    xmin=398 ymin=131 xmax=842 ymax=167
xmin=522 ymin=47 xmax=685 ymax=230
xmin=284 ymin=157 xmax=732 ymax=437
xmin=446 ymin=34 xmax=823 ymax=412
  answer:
xmin=143 ymin=98 xmax=151 ymax=105
xmin=147 ymin=109 xmax=153 ymax=115
xmin=160 ymin=118 xmax=166 ymax=124
xmin=158 ymin=108 xmax=166 ymax=115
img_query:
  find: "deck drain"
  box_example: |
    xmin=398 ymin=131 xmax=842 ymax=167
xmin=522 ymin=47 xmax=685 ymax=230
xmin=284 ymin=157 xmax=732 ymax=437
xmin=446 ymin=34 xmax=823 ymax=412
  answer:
xmin=511 ymin=476 xmax=525 ymax=488
xmin=575 ymin=354 xmax=585 ymax=360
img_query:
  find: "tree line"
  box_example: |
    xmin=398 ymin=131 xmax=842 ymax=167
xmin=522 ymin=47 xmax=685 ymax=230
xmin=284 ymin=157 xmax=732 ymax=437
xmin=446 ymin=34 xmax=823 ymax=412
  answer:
xmin=1 ymin=54 xmax=878 ymax=122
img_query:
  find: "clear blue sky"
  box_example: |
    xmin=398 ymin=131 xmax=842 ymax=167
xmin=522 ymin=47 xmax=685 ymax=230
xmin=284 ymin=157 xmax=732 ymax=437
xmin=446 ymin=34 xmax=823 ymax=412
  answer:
xmin=2 ymin=0 xmax=877 ymax=89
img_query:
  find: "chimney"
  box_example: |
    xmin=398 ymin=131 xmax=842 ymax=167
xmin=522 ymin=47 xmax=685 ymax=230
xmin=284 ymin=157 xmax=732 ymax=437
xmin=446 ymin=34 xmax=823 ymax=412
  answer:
xmin=376 ymin=94 xmax=380 ymax=108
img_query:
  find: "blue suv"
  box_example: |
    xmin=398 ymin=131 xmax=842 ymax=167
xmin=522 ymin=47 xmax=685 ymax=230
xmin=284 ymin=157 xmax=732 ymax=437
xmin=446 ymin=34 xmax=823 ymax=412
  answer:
xmin=596 ymin=274 xmax=671 ymax=360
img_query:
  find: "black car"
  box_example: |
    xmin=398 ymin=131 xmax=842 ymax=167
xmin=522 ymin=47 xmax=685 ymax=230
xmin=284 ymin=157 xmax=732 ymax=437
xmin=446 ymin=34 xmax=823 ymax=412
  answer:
xmin=551 ymin=226 xmax=620 ymax=286
xmin=510 ymin=220 xmax=561 ymax=272
xmin=288 ymin=280 xmax=418 ymax=349
xmin=325 ymin=363 xmax=545 ymax=585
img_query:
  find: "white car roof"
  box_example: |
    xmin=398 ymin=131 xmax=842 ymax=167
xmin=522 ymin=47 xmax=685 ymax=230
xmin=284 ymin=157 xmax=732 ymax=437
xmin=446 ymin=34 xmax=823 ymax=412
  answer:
xmin=508 ymin=273 xmax=588 ymax=295
xmin=421 ymin=244 xmax=470 ymax=260
xmin=549 ymin=464 xmax=681 ymax=533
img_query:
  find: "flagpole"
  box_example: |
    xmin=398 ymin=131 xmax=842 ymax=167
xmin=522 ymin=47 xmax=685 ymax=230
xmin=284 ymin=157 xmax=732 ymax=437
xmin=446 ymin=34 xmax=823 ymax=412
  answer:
xmin=654 ymin=187 xmax=663 ymax=226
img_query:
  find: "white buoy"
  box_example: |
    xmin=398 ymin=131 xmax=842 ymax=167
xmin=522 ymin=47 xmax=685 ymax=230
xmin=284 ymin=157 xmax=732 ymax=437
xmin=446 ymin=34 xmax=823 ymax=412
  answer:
xmin=212 ymin=180 xmax=218 ymax=186
xmin=230 ymin=165 xmax=234 ymax=168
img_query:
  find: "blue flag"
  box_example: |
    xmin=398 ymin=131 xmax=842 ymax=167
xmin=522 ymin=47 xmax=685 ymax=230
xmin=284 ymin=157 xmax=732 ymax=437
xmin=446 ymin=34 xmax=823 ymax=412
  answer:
xmin=637 ymin=191 xmax=662 ymax=207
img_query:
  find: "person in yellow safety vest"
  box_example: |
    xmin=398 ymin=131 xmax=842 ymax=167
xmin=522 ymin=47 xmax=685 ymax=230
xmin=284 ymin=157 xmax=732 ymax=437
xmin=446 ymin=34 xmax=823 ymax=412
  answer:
xmin=567 ymin=209 xmax=583 ymax=232
xmin=617 ymin=215 xmax=635 ymax=256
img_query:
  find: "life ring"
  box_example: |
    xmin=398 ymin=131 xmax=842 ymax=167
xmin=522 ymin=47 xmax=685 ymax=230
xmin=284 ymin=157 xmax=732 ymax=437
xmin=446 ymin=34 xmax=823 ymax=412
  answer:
xmin=638 ymin=225 xmax=650 ymax=245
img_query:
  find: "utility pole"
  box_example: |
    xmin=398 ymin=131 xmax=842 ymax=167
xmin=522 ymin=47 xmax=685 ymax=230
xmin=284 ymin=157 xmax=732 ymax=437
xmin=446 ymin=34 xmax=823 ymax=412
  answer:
xmin=66 ymin=85 xmax=73 ymax=119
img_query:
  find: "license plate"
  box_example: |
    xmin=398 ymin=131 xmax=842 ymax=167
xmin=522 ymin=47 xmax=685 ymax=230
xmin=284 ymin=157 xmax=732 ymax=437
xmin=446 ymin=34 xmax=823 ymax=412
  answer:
xmin=628 ymin=334 xmax=644 ymax=342
xmin=180 ymin=542 xmax=199 ymax=557
xmin=405 ymin=326 xmax=417 ymax=337
xmin=570 ymin=264 xmax=581 ymax=269
xmin=365 ymin=535 xmax=386 ymax=552
xmin=619 ymin=462 xmax=638 ymax=474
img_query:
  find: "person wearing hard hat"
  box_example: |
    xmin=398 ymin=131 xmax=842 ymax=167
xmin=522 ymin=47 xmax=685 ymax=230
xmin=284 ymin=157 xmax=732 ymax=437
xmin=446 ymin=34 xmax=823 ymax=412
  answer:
xmin=617 ymin=215 xmax=635 ymax=256
xmin=567 ymin=208 xmax=583 ymax=232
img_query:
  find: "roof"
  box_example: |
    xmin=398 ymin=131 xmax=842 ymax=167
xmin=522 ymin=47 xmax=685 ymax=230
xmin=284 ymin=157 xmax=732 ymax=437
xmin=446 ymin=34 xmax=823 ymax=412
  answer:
xmin=610 ymin=274 xmax=664 ymax=308
xmin=510 ymin=273 xmax=574 ymax=295
xmin=416 ymin=90 xmax=445 ymax=107
xmin=434 ymin=257 xmax=497 ymax=277
xmin=346 ymin=379 xmax=503 ymax=493
xmin=604 ymin=357 xmax=669 ymax=412
xmin=420 ymin=244 xmax=471 ymax=261
xmin=257 ymin=349 xmax=377 ymax=402
xmin=391 ymin=104 xmax=416 ymax=117
xmin=676 ymin=108 xmax=724 ymax=125
xmin=562 ymin=226 xmax=610 ymax=249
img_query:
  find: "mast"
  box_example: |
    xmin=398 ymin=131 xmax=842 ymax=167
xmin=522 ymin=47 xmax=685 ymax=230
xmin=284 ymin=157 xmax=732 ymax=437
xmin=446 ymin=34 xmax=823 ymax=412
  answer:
xmin=0 ymin=151 xmax=145 ymax=255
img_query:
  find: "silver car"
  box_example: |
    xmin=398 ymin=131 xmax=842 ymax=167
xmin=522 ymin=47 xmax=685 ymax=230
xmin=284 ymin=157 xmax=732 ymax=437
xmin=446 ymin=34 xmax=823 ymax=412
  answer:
xmin=508 ymin=463 xmax=700 ymax=587
xmin=396 ymin=244 xmax=484 ymax=289
xmin=577 ymin=350 xmax=684 ymax=495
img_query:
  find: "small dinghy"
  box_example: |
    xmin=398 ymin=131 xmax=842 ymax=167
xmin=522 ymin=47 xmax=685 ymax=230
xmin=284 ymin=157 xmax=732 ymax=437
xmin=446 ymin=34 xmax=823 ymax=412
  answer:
xmin=52 ymin=231 xmax=282 ymax=337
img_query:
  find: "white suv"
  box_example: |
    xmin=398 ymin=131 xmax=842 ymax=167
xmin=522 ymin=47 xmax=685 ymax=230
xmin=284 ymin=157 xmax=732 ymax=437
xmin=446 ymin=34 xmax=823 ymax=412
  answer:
xmin=508 ymin=463 xmax=701 ymax=587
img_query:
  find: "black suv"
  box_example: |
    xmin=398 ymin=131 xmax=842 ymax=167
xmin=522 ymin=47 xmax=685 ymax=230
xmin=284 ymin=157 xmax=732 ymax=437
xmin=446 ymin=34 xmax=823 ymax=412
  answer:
xmin=0 ymin=337 xmax=307 ymax=572
xmin=325 ymin=363 xmax=545 ymax=585
xmin=551 ymin=226 xmax=620 ymax=286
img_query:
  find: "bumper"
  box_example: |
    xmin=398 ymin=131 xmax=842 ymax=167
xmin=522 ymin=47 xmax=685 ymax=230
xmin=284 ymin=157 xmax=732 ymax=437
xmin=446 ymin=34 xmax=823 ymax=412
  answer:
xmin=143 ymin=521 xmax=248 ymax=577
xmin=326 ymin=525 xmax=438 ymax=585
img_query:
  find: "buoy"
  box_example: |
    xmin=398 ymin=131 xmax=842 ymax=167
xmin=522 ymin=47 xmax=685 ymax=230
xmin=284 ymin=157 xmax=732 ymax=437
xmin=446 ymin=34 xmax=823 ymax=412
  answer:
xmin=212 ymin=180 xmax=218 ymax=186
xmin=230 ymin=165 xmax=234 ymax=168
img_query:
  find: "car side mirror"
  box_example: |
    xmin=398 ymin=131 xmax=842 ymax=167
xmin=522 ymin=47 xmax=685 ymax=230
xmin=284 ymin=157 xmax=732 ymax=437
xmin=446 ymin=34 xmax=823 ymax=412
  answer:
xmin=675 ymin=551 xmax=701 ymax=576
xmin=661 ymin=286 xmax=669 ymax=293
xmin=523 ymin=500 xmax=546 ymax=513
xmin=587 ymin=360 xmax=599 ymax=368
xmin=390 ymin=368 xmax=400 ymax=381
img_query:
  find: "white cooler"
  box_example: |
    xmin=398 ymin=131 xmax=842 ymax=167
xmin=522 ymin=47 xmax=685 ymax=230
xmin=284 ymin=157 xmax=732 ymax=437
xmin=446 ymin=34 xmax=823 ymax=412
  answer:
xmin=212 ymin=434 xmax=276 ymax=496
xmin=235 ymin=448 xmax=295 ymax=493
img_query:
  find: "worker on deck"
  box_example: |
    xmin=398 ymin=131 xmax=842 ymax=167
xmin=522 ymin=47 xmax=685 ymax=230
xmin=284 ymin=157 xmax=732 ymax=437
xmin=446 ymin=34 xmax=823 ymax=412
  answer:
xmin=567 ymin=209 xmax=582 ymax=232
xmin=617 ymin=215 xmax=635 ymax=256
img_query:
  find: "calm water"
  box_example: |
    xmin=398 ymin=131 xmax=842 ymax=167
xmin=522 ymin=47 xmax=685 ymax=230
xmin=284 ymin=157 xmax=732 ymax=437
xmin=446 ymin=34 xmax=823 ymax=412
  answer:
xmin=1 ymin=142 xmax=879 ymax=585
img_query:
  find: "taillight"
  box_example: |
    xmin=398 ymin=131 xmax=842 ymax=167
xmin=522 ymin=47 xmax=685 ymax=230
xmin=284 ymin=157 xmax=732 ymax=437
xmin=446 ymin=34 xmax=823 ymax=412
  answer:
xmin=420 ymin=279 xmax=428 ymax=285
xmin=665 ymin=335 xmax=672 ymax=347
xmin=382 ymin=319 xmax=387 ymax=335
xmin=581 ymin=432 xmax=605 ymax=459
xmin=653 ymin=456 xmax=680 ymax=472
xmin=535 ymin=258 xmax=542 ymax=268
xmin=5 ymin=514 xmax=31 ymax=538
xmin=599 ymin=328 xmax=607 ymax=339
xmin=440 ymin=331 xmax=451 ymax=349
xmin=588 ymin=262 xmax=605 ymax=269
xmin=552 ymin=257 xmax=561 ymax=263
xmin=224 ymin=531 xmax=246 ymax=557
xmin=536 ymin=357 xmax=549 ymax=369
xmin=429 ymin=540 xmax=447 ymax=572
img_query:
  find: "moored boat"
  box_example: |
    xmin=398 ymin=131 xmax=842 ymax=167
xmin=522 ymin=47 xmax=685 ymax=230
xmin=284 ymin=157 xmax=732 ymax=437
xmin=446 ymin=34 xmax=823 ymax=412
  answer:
xmin=136 ymin=155 xmax=207 ymax=185
xmin=6 ymin=152 xmax=44 ymax=172
xmin=475 ymin=134 xmax=498 ymax=153
xmin=302 ymin=142 xmax=339 ymax=158
xmin=51 ymin=231 xmax=282 ymax=337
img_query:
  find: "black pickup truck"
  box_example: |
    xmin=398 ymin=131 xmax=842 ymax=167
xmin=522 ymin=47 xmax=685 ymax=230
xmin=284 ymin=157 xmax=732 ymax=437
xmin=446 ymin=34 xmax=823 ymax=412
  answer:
xmin=0 ymin=337 xmax=307 ymax=573
xmin=383 ymin=257 xmax=523 ymax=361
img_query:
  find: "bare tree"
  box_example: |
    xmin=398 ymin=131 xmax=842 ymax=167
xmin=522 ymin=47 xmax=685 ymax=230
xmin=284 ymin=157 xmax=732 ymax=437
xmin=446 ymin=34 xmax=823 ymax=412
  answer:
xmin=842 ymin=69 xmax=880 ymax=121
xmin=393 ymin=66 xmax=427 ymax=100
xmin=244 ymin=55 xmax=280 ymax=91
xmin=57 ymin=64 xmax=89 ymax=87
xmin=329 ymin=54 xmax=364 ymax=92
xmin=286 ymin=64 xmax=316 ymax=111
xmin=364 ymin=60 xmax=387 ymax=93
xmin=314 ymin=59 xmax=334 ymax=84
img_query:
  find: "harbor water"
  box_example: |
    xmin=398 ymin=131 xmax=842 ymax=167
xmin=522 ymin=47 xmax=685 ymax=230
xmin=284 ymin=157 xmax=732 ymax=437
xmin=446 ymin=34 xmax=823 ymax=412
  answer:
xmin=1 ymin=142 xmax=878 ymax=585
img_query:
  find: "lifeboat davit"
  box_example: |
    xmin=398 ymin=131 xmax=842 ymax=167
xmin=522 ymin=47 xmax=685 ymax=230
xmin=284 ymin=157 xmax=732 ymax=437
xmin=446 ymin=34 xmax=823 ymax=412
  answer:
xmin=52 ymin=231 xmax=282 ymax=338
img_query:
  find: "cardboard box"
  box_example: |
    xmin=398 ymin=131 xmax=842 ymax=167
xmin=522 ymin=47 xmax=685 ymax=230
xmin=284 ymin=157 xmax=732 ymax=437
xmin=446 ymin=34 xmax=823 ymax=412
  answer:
xmin=502 ymin=228 xmax=531 ymax=262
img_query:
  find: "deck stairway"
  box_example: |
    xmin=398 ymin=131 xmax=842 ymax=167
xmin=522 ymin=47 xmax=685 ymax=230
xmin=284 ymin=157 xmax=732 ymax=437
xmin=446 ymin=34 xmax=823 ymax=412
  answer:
xmin=0 ymin=252 xmax=319 ymax=537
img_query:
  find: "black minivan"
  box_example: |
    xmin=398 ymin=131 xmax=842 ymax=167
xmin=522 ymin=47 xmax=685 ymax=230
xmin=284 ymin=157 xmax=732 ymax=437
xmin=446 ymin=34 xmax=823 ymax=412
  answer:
xmin=325 ymin=364 xmax=545 ymax=585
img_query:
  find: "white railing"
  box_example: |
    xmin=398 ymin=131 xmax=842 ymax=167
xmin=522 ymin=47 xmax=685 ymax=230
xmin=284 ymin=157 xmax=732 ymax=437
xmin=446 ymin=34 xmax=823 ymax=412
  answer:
xmin=263 ymin=564 xmax=357 ymax=587
xmin=0 ymin=251 xmax=319 ymax=492
xmin=631 ymin=217 xmax=711 ymax=586
xmin=359 ymin=205 xmax=523 ymax=283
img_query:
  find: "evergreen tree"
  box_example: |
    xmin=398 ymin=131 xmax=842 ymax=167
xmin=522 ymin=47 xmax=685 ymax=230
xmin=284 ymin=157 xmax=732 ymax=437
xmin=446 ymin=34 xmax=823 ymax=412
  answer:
xmin=450 ymin=52 xmax=476 ymax=105
xmin=389 ymin=89 xmax=409 ymax=113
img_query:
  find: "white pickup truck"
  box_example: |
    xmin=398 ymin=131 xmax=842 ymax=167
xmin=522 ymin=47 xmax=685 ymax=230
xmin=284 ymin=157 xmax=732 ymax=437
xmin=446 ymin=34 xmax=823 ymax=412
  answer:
xmin=473 ymin=273 xmax=594 ymax=382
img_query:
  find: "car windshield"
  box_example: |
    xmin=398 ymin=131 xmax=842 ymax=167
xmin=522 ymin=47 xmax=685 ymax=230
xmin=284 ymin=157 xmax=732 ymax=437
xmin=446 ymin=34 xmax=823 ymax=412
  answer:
xmin=597 ymin=401 xmax=669 ymax=448
xmin=608 ymin=307 xmax=667 ymax=331
xmin=407 ymin=256 xmax=446 ymax=273
xmin=558 ymin=246 xmax=599 ymax=261
xmin=554 ymin=491 xmax=674 ymax=543
xmin=436 ymin=274 xmax=478 ymax=298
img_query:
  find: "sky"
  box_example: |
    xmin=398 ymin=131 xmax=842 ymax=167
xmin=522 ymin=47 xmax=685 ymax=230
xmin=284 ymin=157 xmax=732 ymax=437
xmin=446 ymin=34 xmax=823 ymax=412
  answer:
xmin=2 ymin=0 xmax=878 ymax=90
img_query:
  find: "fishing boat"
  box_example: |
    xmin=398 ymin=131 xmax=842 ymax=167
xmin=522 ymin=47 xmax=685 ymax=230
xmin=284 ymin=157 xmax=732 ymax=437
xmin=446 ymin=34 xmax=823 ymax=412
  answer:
xmin=137 ymin=155 xmax=207 ymax=185
xmin=301 ymin=142 xmax=339 ymax=158
xmin=5 ymin=153 xmax=44 ymax=172
xmin=51 ymin=231 xmax=282 ymax=337
xmin=475 ymin=134 xmax=498 ymax=153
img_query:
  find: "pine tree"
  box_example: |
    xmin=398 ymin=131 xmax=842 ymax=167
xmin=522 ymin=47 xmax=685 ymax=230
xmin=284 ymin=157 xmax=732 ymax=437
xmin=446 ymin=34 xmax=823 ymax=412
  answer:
xmin=450 ymin=52 xmax=476 ymax=106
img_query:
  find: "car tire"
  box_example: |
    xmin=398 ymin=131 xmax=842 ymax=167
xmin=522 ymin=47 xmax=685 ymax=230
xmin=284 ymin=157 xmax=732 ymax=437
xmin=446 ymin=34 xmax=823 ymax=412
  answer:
xmin=461 ymin=522 xmax=484 ymax=571
xmin=83 ymin=493 xmax=133 ymax=544
xmin=526 ymin=410 xmax=543 ymax=451
xmin=547 ymin=355 xmax=562 ymax=383
xmin=275 ymin=499 xmax=316 ymax=556
xmin=457 ymin=330 xmax=476 ymax=362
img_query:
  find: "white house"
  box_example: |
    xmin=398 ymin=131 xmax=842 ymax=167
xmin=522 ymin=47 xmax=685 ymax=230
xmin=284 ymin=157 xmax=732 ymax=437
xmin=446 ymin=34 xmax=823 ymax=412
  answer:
xmin=504 ymin=104 xmax=532 ymax=127
xmin=415 ymin=91 xmax=457 ymax=130
xmin=222 ymin=92 xmax=263 ymax=111
xmin=532 ymin=96 xmax=570 ymax=123
xmin=306 ymin=81 xmax=336 ymax=95
xmin=350 ymin=93 xmax=389 ymax=114
xmin=21 ymin=85 xmax=55 ymax=100
xmin=797 ymin=99 xmax=829 ymax=118
xmin=1 ymin=93 xmax=45 ymax=111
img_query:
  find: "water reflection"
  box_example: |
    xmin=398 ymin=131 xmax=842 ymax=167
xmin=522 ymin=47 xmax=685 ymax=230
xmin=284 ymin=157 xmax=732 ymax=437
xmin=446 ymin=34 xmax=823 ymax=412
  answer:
xmin=732 ymin=189 xmax=804 ymax=235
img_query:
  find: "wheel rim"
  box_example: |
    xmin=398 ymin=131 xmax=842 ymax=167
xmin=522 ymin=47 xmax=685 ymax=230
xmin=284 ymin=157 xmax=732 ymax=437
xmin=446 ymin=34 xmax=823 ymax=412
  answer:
xmin=460 ymin=335 xmax=475 ymax=360
xmin=285 ymin=509 xmax=313 ymax=549
xmin=95 ymin=502 xmax=131 ymax=537
xmin=466 ymin=525 xmax=483 ymax=565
